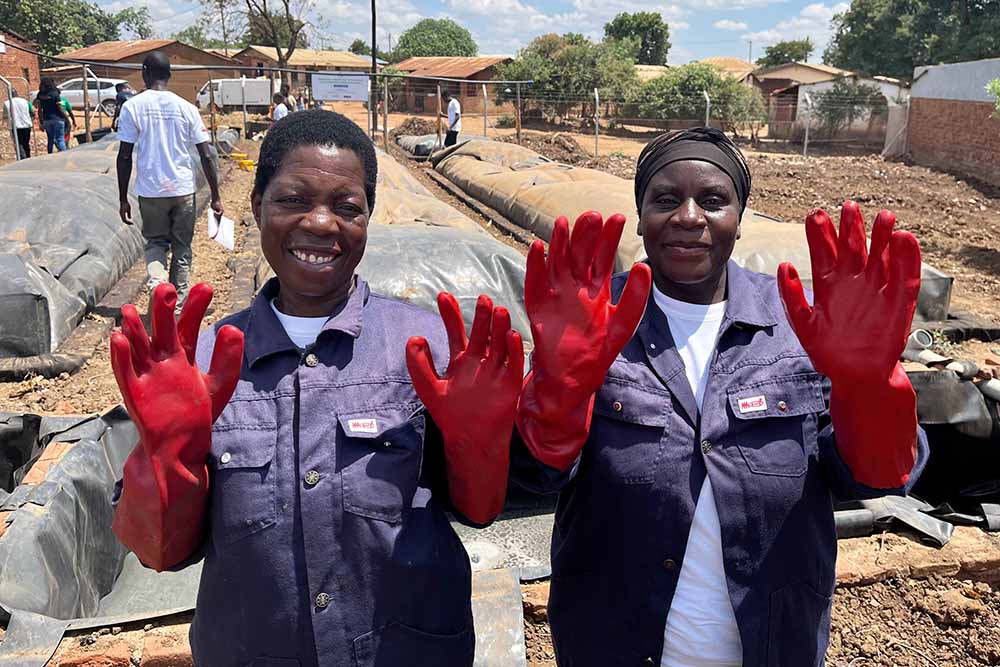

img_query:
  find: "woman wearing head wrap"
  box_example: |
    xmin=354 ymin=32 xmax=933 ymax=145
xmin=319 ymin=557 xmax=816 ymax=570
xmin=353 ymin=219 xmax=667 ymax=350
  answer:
xmin=512 ymin=127 xmax=928 ymax=666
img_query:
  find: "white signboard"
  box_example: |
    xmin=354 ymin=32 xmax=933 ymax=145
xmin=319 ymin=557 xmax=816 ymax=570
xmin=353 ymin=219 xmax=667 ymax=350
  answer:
xmin=312 ymin=72 xmax=369 ymax=102
xmin=0 ymin=36 xmax=7 ymax=54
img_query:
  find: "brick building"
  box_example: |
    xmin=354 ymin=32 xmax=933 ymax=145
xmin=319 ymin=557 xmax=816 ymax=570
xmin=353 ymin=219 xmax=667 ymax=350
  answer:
xmin=53 ymin=40 xmax=239 ymax=103
xmin=0 ymin=30 xmax=41 ymax=96
xmin=907 ymin=57 xmax=1000 ymax=185
xmin=232 ymin=46 xmax=372 ymax=88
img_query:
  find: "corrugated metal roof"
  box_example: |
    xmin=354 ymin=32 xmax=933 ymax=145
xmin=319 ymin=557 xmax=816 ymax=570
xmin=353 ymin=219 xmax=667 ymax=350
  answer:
xmin=241 ymin=46 xmax=372 ymax=68
xmin=754 ymin=61 xmax=853 ymax=79
xmin=60 ymin=40 xmax=177 ymax=61
xmin=701 ymin=57 xmax=755 ymax=77
xmin=635 ymin=65 xmax=670 ymax=82
xmin=392 ymin=56 xmax=511 ymax=79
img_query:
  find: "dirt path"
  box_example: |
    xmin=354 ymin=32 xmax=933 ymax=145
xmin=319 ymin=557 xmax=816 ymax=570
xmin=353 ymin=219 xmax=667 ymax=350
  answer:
xmin=0 ymin=143 xmax=260 ymax=415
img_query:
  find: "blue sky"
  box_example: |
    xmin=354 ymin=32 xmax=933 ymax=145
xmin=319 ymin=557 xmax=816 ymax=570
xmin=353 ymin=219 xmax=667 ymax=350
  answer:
xmin=99 ymin=0 xmax=850 ymax=65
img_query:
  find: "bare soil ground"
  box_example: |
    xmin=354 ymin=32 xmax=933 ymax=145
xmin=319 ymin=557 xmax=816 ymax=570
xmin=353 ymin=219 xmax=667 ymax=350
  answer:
xmin=523 ymin=577 xmax=1000 ymax=667
xmin=0 ymin=142 xmax=260 ymax=414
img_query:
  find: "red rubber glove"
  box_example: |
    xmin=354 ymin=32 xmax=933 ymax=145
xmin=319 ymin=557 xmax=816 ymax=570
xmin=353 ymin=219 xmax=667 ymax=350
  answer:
xmin=406 ymin=293 xmax=524 ymax=525
xmin=778 ymin=200 xmax=921 ymax=488
xmin=110 ymin=283 xmax=244 ymax=571
xmin=517 ymin=211 xmax=652 ymax=471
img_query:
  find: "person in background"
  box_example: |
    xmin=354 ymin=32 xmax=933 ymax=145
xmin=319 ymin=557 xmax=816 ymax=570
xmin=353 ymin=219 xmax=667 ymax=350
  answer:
xmin=115 ymin=51 xmax=223 ymax=307
xmin=3 ymin=89 xmax=33 ymax=159
xmin=271 ymin=92 xmax=289 ymax=122
xmin=440 ymin=89 xmax=461 ymax=147
xmin=60 ymin=95 xmax=76 ymax=147
xmin=35 ymin=78 xmax=73 ymax=153
xmin=279 ymin=82 xmax=296 ymax=112
xmin=111 ymin=82 xmax=135 ymax=131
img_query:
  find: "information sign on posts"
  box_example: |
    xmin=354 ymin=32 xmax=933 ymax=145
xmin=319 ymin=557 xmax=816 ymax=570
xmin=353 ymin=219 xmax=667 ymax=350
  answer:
xmin=312 ymin=73 xmax=369 ymax=102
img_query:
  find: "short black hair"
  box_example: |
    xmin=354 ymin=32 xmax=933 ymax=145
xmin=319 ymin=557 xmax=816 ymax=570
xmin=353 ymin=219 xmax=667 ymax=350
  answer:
xmin=273 ymin=92 xmax=284 ymax=104
xmin=115 ymin=82 xmax=127 ymax=92
xmin=142 ymin=52 xmax=171 ymax=81
xmin=254 ymin=109 xmax=378 ymax=211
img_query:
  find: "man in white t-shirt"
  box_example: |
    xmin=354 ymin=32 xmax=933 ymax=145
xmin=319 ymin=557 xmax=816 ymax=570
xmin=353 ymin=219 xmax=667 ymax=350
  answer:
xmin=3 ymin=90 xmax=34 ymax=159
xmin=116 ymin=52 xmax=223 ymax=305
xmin=271 ymin=93 xmax=289 ymax=122
xmin=440 ymin=90 xmax=461 ymax=146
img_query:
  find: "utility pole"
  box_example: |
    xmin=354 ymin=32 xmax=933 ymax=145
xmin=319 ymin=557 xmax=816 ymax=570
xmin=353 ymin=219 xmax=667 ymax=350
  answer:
xmin=747 ymin=40 xmax=752 ymax=63
xmin=371 ymin=0 xmax=378 ymax=133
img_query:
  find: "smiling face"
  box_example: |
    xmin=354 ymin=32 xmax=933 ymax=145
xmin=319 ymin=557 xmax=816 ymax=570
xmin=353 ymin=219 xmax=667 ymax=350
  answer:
xmin=638 ymin=159 xmax=742 ymax=304
xmin=251 ymin=144 xmax=370 ymax=317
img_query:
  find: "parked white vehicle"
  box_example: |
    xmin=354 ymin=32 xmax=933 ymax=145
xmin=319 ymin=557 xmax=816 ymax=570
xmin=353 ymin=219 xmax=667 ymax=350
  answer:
xmin=54 ymin=77 xmax=127 ymax=116
xmin=197 ymin=78 xmax=274 ymax=113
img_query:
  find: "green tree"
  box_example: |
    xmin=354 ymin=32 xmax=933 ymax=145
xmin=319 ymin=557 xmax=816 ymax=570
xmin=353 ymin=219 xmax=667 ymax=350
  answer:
xmin=348 ymin=38 xmax=389 ymax=60
xmin=756 ymin=38 xmax=814 ymax=67
xmin=495 ymin=32 xmax=640 ymax=122
xmin=392 ymin=18 xmax=477 ymax=61
xmin=989 ymin=79 xmax=1000 ymax=119
xmin=824 ymin=0 xmax=1000 ymax=79
xmin=603 ymin=12 xmax=671 ymax=65
xmin=0 ymin=0 xmax=152 ymax=53
xmin=199 ymin=0 xmax=246 ymax=56
xmin=814 ymin=77 xmax=887 ymax=138
xmin=173 ymin=17 xmax=245 ymax=50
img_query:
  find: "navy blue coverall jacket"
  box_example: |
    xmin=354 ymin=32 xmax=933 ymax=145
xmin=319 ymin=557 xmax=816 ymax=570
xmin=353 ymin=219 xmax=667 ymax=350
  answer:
xmin=512 ymin=261 xmax=929 ymax=667
xmin=185 ymin=277 xmax=475 ymax=667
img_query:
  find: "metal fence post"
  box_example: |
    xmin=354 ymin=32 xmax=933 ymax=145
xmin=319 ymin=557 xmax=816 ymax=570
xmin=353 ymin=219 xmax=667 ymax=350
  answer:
xmin=802 ymin=93 xmax=812 ymax=158
xmin=383 ymin=76 xmax=389 ymax=152
xmin=436 ymin=81 xmax=443 ymax=149
xmin=482 ymin=83 xmax=488 ymax=137
xmin=82 ymin=65 xmax=92 ymax=144
xmin=594 ymin=88 xmax=600 ymax=157
xmin=241 ymin=75 xmax=248 ymax=140
xmin=208 ymin=72 xmax=218 ymax=153
xmin=703 ymin=90 xmax=711 ymax=127
xmin=515 ymin=83 xmax=522 ymax=145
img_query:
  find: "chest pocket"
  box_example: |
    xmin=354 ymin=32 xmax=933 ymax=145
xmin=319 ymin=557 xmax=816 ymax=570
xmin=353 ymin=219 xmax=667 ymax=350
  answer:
xmin=589 ymin=378 xmax=672 ymax=484
xmin=726 ymin=374 xmax=825 ymax=478
xmin=338 ymin=406 xmax=425 ymax=524
xmin=209 ymin=423 xmax=278 ymax=546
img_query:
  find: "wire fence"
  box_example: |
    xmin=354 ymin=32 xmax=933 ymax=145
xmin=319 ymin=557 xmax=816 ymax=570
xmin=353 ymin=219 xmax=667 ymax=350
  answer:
xmin=0 ymin=38 xmax=910 ymax=163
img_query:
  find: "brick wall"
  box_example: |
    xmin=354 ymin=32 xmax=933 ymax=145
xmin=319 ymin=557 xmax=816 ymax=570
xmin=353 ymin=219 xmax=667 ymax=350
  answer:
xmin=0 ymin=32 xmax=41 ymax=96
xmin=908 ymin=97 xmax=1000 ymax=185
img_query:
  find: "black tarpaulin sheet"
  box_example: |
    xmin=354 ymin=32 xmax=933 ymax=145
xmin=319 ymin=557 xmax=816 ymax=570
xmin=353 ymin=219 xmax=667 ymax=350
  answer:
xmin=395 ymin=134 xmax=488 ymax=157
xmin=0 ymin=133 xmax=220 ymax=358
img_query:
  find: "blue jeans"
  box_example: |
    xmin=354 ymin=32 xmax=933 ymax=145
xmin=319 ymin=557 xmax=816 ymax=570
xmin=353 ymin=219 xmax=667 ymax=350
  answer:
xmin=43 ymin=119 xmax=66 ymax=153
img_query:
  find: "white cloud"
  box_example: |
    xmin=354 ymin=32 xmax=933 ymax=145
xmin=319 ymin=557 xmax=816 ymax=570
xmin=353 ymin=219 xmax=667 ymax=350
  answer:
xmin=713 ymin=19 xmax=748 ymax=31
xmin=742 ymin=2 xmax=849 ymax=58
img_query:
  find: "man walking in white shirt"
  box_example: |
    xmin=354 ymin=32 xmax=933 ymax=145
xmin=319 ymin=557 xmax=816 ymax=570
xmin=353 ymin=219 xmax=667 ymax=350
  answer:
xmin=3 ymin=90 xmax=34 ymax=159
xmin=441 ymin=89 xmax=461 ymax=147
xmin=116 ymin=52 xmax=223 ymax=305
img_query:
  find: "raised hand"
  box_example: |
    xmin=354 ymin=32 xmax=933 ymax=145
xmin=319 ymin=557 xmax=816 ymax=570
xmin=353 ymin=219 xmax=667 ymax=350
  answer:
xmin=110 ymin=283 xmax=244 ymax=570
xmin=777 ymin=201 xmax=921 ymax=488
xmin=518 ymin=211 xmax=652 ymax=471
xmin=777 ymin=200 xmax=921 ymax=383
xmin=406 ymin=293 xmax=523 ymax=525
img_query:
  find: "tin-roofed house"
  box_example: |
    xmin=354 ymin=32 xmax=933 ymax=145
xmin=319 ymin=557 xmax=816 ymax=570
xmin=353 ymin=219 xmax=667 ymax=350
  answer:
xmin=391 ymin=56 xmax=512 ymax=114
xmin=47 ymin=40 xmax=240 ymax=103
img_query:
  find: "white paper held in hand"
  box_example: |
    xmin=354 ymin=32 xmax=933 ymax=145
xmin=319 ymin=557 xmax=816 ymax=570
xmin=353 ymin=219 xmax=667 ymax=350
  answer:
xmin=207 ymin=210 xmax=235 ymax=251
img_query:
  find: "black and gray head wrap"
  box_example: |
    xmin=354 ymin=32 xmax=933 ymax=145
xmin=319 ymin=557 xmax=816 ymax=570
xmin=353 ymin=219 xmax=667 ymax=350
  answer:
xmin=634 ymin=127 xmax=752 ymax=214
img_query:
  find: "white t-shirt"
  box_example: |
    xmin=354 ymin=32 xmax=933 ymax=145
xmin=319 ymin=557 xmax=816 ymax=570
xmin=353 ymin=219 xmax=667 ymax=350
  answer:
xmin=654 ymin=287 xmax=743 ymax=667
xmin=3 ymin=97 xmax=32 ymax=129
xmin=116 ymin=90 xmax=211 ymax=198
xmin=273 ymin=103 xmax=289 ymax=122
xmin=447 ymin=98 xmax=461 ymax=133
xmin=270 ymin=300 xmax=327 ymax=349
